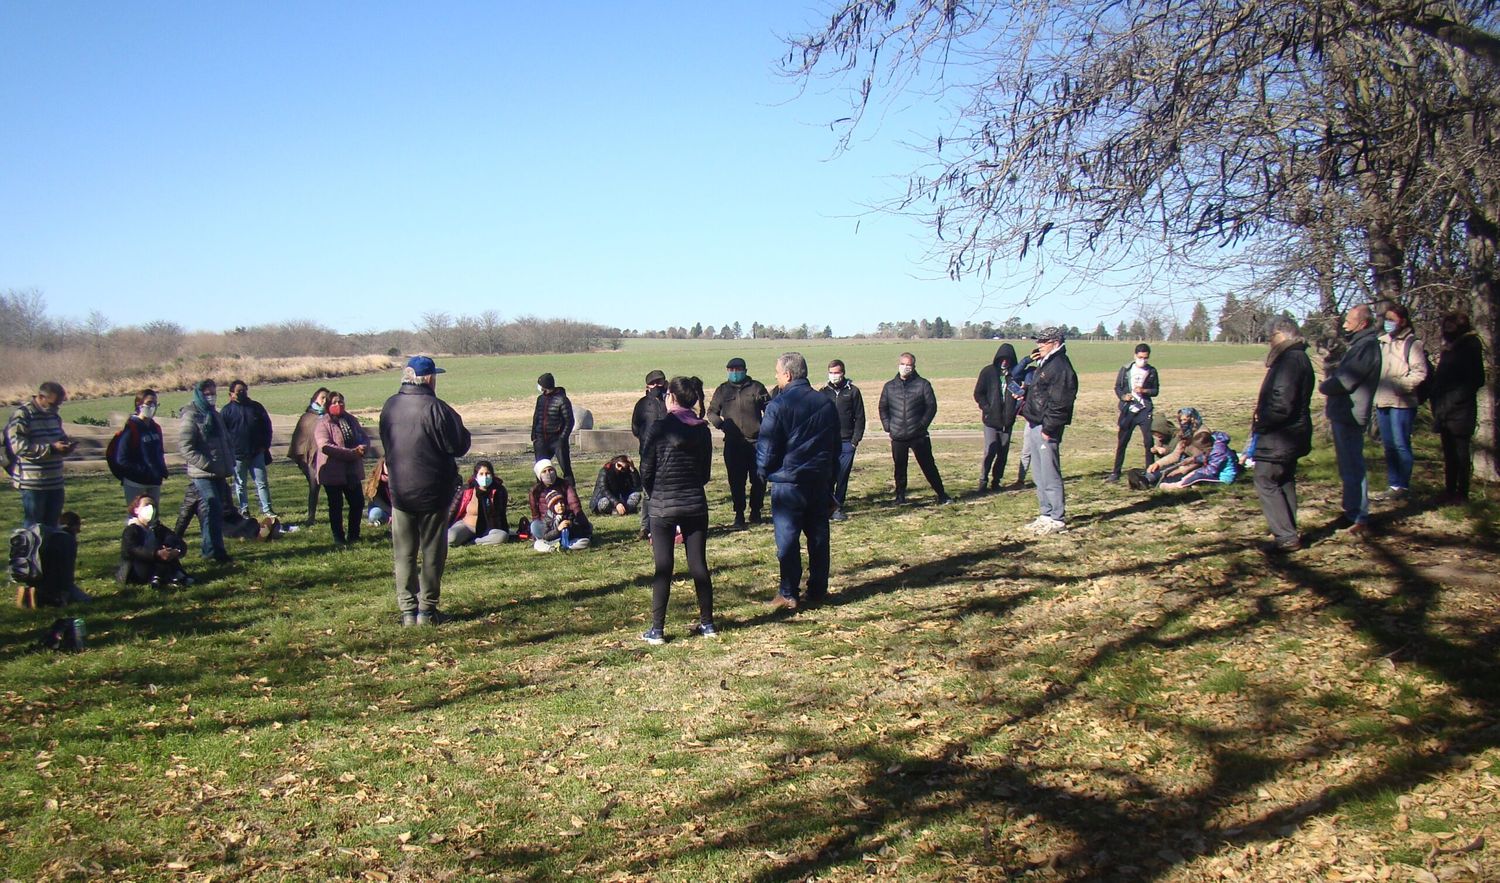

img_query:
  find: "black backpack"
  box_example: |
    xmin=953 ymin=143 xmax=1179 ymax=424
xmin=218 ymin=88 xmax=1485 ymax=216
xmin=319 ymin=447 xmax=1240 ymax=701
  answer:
xmin=9 ymin=526 xmax=43 ymax=587
xmin=1404 ymin=337 xmax=1437 ymax=406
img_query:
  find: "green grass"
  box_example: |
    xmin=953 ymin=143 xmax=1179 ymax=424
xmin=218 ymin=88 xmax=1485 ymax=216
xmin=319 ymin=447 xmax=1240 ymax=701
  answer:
xmin=60 ymin=338 xmax=1266 ymax=421
xmin=2 ymin=410 xmax=1497 ymax=878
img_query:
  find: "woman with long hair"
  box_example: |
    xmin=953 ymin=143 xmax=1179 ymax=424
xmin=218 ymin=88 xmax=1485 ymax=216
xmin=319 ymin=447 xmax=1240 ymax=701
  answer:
xmin=312 ymin=391 xmax=369 ymax=546
xmin=638 ymin=376 xmax=715 ymax=644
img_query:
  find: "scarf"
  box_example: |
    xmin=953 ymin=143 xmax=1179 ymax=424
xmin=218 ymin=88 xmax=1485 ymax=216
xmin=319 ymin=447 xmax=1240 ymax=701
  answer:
xmin=333 ymin=415 xmax=356 ymax=446
xmin=192 ymin=384 xmax=220 ymax=437
xmin=669 ymin=404 xmax=706 ymax=426
xmin=1265 ymin=336 xmax=1304 ymax=367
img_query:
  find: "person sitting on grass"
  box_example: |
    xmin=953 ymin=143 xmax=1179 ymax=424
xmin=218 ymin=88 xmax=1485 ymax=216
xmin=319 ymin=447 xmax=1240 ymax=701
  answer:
xmin=365 ymin=457 xmax=392 ymax=525
xmin=118 ymin=494 xmax=192 ymax=588
xmin=1156 ymin=429 xmax=1238 ymax=490
xmin=1142 ymin=408 xmax=1203 ymax=475
xmin=590 ymin=455 xmax=643 ymax=516
xmin=526 ymin=458 xmax=591 ymax=545
xmin=448 ymin=460 xmax=510 ymax=546
xmin=534 ymin=490 xmax=590 ymax=551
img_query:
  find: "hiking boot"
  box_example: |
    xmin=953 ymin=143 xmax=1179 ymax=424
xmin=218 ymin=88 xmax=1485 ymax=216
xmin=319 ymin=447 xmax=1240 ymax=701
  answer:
xmin=416 ymin=610 xmax=451 ymax=626
xmin=767 ymin=594 xmax=798 ymax=611
xmin=690 ymin=622 xmax=719 ymax=639
xmin=640 ymin=628 xmax=666 ymax=646
xmin=1263 ymin=538 xmax=1302 ymax=554
xmin=401 ymin=612 xmax=419 ymax=628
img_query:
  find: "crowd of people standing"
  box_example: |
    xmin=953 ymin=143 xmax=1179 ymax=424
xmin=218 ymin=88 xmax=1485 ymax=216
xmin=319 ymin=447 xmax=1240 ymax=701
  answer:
xmin=4 ymin=307 xmax=1488 ymax=632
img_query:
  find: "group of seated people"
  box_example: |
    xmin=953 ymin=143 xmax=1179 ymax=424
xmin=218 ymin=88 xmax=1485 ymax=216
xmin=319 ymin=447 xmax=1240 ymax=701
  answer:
xmin=366 ymin=454 xmax=639 ymax=553
xmin=1126 ymin=407 xmax=1242 ymax=491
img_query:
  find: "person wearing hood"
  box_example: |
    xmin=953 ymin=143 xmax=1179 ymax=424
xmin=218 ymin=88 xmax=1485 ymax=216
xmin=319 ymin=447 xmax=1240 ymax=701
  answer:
xmin=1019 ymin=327 xmax=1078 ymax=534
xmin=758 ymin=353 xmax=842 ymax=611
xmin=638 ymin=376 xmax=716 ymax=643
xmin=973 ymin=343 xmax=1021 ymax=492
xmin=820 ymin=358 xmax=866 ymax=520
xmin=878 ymin=352 xmax=953 ymax=505
xmin=708 ymin=357 xmax=771 ymax=529
xmin=1428 ymin=311 xmax=1487 ymax=504
xmin=1251 ymin=317 xmax=1315 ymax=552
xmin=1319 ymin=304 xmax=1383 ymax=536
xmin=1105 ymin=343 xmax=1161 ymax=483
xmin=531 ymin=373 xmax=576 ymax=481
xmin=288 ymin=387 xmax=330 ymax=526
xmin=526 ymin=457 xmax=591 ymax=547
xmin=630 ymin=370 xmax=669 ymax=539
xmin=176 ymin=378 xmax=235 ymax=561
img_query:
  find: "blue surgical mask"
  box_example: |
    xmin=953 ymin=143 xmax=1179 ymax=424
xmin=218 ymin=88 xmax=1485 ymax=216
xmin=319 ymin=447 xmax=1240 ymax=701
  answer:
xmin=312 ymin=402 xmax=325 ymax=415
xmin=727 ymin=371 xmax=746 ymax=383
xmin=1383 ymin=320 xmax=1398 ymax=334
xmin=477 ymin=474 xmax=492 ymax=489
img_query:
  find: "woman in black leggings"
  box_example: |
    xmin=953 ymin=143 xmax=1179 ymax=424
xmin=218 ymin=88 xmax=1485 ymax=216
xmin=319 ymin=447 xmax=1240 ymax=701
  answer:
xmin=638 ymin=375 xmax=715 ymax=644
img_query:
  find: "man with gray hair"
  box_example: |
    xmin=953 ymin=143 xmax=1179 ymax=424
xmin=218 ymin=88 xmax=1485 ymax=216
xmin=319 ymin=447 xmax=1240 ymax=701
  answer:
xmin=1251 ymin=316 xmax=1315 ymax=552
xmin=757 ymin=352 xmax=841 ymax=610
xmin=1319 ymin=304 xmax=1382 ymax=537
xmin=379 ymin=356 xmax=471 ymax=626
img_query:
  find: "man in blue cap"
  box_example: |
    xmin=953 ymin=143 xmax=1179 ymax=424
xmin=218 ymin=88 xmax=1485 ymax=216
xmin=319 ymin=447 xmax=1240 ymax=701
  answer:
xmin=379 ymin=356 xmax=471 ymax=626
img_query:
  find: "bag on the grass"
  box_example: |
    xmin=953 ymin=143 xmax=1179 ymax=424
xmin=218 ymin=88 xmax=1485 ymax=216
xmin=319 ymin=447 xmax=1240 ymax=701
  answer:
xmin=40 ymin=617 xmax=85 ymax=652
xmin=514 ymin=515 xmax=531 ymax=540
xmin=9 ymin=525 xmax=44 ymax=587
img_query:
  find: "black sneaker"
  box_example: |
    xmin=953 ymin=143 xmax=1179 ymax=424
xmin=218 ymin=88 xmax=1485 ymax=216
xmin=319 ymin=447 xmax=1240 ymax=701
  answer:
xmin=690 ymin=622 xmax=718 ymax=639
xmin=1102 ymin=473 xmax=1121 ymax=483
xmin=749 ymin=513 xmax=764 ymax=525
xmin=415 ymin=610 xmax=451 ymax=626
xmin=830 ymin=510 xmax=848 ymax=522
xmin=640 ymin=628 xmax=666 ymax=645
xmin=936 ymin=496 xmax=955 ymax=505
xmin=731 ymin=517 xmax=748 ymax=531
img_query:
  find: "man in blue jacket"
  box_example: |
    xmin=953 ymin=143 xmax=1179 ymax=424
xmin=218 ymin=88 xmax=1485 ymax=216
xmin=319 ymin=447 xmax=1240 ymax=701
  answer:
xmin=220 ymin=380 xmax=277 ymax=520
xmin=757 ymin=352 xmax=841 ymax=611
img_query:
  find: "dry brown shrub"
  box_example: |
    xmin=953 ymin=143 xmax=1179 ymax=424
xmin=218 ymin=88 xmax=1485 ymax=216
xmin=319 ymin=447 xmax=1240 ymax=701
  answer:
xmin=0 ymin=354 xmax=399 ymax=404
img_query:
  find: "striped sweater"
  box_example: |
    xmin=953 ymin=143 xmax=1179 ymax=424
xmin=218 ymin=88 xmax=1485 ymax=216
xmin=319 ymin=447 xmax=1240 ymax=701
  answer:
xmin=6 ymin=401 xmax=69 ymax=490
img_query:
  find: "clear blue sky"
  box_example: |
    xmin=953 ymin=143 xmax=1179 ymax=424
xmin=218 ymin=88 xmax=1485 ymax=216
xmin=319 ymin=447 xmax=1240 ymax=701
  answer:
xmin=1 ymin=1 xmax=1146 ymax=336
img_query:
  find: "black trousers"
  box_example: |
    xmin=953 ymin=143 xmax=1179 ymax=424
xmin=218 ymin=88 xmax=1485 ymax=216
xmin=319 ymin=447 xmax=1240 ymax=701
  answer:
xmin=723 ymin=439 xmax=765 ymax=519
xmin=297 ymin=461 xmax=320 ymax=523
xmin=1112 ymin=409 xmax=1155 ymax=476
xmin=324 ymin=484 xmax=365 ymax=545
xmin=1439 ymin=429 xmax=1473 ymax=497
xmin=649 ymin=513 xmax=712 ymax=631
xmin=891 ymin=436 xmax=946 ymax=498
xmin=535 ymin=436 xmax=573 ymax=481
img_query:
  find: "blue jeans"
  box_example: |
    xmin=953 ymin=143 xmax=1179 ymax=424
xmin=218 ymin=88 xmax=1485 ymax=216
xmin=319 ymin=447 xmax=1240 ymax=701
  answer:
xmin=1376 ymin=407 xmax=1414 ymax=490
xmin=190 ymin=477 xmax=229 ymax=558
xmin=770 ymin=479 xmax=831 ymax=601
xmin=233 ymin=455 xmax=273 ymax=515
xmin=20 ymin=487 xmax=65 ymax=529
xmin=1329 ymin=420 xmax=1369 ymax=524
xmin=832 ymin=442 xmax=856 ymax=510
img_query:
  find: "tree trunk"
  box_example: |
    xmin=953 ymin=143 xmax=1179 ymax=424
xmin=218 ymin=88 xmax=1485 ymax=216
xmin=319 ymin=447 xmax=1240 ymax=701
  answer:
xmin=1468 ymin=206 xmax=1499 ymax=484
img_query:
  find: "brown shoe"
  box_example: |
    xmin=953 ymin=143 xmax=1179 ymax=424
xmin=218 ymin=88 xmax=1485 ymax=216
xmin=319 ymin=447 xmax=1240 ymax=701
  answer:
xmin=1345 ymin=522 xmax=1371 ymax=540
xmin=767 ymin=594 xmax=798 ymax=611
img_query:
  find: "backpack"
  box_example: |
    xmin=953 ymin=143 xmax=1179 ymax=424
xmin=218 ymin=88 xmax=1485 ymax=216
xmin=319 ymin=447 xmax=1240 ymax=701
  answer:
xmin=105 ymin=421 xmax=140 ymax=481
xmin=40 ymin=617 xmax=85 ymax=652
xmin=1404 ymin=337 xmax=1436 ymax=406
xmin=9 ymin=525 xmax=44 ymax=587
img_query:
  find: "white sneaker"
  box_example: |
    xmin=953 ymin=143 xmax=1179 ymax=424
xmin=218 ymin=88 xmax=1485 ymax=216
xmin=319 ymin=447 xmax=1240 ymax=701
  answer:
xmin=1024 ymin=516 xmax=1051 ymax=531
xmin=1034 ymin=518 xmax=1068 ymax=535
xmin=533 ymin=538 xmax=559 ymax=552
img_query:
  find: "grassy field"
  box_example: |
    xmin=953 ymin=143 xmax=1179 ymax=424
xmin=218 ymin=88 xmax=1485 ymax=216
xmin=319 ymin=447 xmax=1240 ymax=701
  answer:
xmin=2 ymin=393 xmax=1498 ymax=879
xmin=60 ymin=339 xmax=1267 ymax=426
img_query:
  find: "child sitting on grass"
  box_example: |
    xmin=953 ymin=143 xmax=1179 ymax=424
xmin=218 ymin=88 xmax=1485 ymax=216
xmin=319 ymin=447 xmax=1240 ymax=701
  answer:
xmin=534 ymin=490 xmax=590 ymax=552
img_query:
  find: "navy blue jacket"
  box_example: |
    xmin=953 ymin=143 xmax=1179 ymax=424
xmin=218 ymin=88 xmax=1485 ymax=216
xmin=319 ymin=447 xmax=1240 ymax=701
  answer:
xmin=220 ymin=397 xmax=273 ymax=462
xmin=756 ymin=378 xmax=840 ymax=486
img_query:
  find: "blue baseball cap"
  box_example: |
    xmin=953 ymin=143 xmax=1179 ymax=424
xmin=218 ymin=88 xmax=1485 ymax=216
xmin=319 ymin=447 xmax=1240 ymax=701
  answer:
xmin=407 ymin=355 xmax=446 ymax=376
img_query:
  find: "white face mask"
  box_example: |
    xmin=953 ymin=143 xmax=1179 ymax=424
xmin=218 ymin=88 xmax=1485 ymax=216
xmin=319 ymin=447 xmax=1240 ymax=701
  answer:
xmin=897 ymin=365 xmax=914 ymax=378
xmin=139 ymin=404 xmax=157 ymax=419
xmin=477 ymin=474 xmax=492 ymax=489
xmin=541 ymin=470 xmax=556 ymax=486
xmin=537 ymin=384 xmax=545 ymax=394
xmin=137 ymin=504 xmax=155 ymax=523
xmin=828 ymin=373 xmax=844 ymax=385
xmin=1135 ymin=357 xmax=1148 ymax=366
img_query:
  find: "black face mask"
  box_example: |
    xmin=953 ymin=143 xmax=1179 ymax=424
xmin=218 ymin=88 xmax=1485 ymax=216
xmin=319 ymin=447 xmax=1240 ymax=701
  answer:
xmin=650 ymin=387 xmax=666 ymax=400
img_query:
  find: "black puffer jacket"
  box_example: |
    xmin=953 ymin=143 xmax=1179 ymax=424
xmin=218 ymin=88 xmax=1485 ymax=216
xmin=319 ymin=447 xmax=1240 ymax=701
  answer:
xmin=973 ymin=344 xmax=1020 ymax=432
xmin=708 ymin=378 xmax=770 ymax=444
xmin=378 ymin=383 xmax=472 ymax=512
xmin=631 ymin=389 xmax=667 ymax=447
xmin=1430 ymin=331 xmax=1486 ymax=436
xmin=879 ymin=371 xmax=938 ymax=441
xmin=532 ymin=388 xmax=574 ymax=442
xmin=1020 ymin=346 xmax=1078 ymax=439
xmin=589 ymin=464 xmax=642 ymax=511
xmin=1251 ymin=339 xmax=1314 ymax=464
xmin=640 ymin=412 xmax=712 ymax=518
